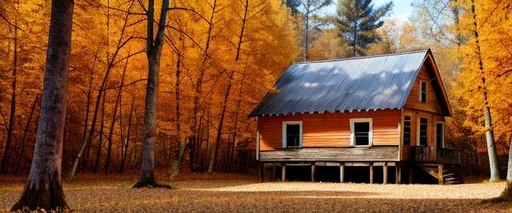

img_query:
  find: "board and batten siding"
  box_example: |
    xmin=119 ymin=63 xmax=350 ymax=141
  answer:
xmin=258 ymin=110 xmax=400 ymax=151
xmin=403 ymin=63 xmax=443 ymax=114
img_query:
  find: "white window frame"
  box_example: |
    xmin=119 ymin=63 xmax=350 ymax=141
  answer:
xmin=350 ymin=118 xmax=373 ymax=147
xmin=419 ymin=80 xmax=428 ymax=103
xmin=282 ymin=121 xmax=303 ymax=148
xmin=435 ymin=121 xmax=445 ymax=148
xmin=417 ymin=117 xmax=429 ymax=146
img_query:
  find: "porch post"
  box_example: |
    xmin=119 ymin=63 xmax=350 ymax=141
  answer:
xmin=340 ymin=164 xmax=345 ymax=183
xmin=438 ymin=164 xmax=444 ymax=185
xmin=395 ymin=163 xmax=401 ymax=184
xmin=383 ymin=162 xmax=388 ymax=184
xmin=311 ymin=164 xmax=316 ymax=182
xmin=281 ymin=163 xmax=286 ymax=182
xmin=272 ymin=164 xmax=276 ymax=181
xmin=369 ymin=163 xmax=374 ymax=184
xmin=259 ymin=163 xmax=264 ymax=182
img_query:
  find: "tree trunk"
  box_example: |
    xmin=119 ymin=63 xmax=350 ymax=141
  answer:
xmin=93 ymin=92 xmax=106 ymax=174
xmin=192 ymin=0 xmax=217 ymax=155
xmin=11 ymin=0 xmax=73 ymax=210
xmin=208 ymin=76 xmax=233 ymax=173
xmin=120 ymin=97 xmax=134 ymax=173
xmin=14 ymin=96 xmax=39 ymax=176
xmin=172 ymin=36 xmax=185 ymax=176
xmin=82 ymin=2 xmax=130 ymax=172
xmin=471 ymin=0 xmax=500 ymax=182
xmin=68 ymin=43 xmax=100 ymax=180
xmin=1 ymin=14 xmax=18 ymax=174
xmin=104 ymin=53 xmax=129 ymax=174
xmin=134 ymin=0 xmax=171 ymax=188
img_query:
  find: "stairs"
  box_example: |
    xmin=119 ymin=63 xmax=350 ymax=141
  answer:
xmin=418 ymin=164 xmax=463 ymax=185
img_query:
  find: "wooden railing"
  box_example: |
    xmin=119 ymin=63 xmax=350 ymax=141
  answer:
xmin=401 ymin=146 xmax=461 ymax=164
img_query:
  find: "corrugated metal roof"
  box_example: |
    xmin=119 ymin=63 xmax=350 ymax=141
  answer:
xmin=249 ymin=50 xmax=432 ymax=117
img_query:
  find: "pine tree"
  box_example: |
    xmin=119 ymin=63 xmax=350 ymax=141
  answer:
xmin=336 ymin=0 xmax=393 ymax=56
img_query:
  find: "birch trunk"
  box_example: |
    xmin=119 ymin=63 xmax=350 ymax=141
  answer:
xmin=11 ymin=0 xmax=73 ymax=210
xmin=471 ymin=0 xmax=500 ymax=182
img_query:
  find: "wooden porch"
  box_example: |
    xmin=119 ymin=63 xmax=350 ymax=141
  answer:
xmin=401 ymin=146 xmax=461 ymax=164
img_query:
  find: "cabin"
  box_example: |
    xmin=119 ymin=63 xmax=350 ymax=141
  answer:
xmin=249 ymin=49 xmax=462 ymax=184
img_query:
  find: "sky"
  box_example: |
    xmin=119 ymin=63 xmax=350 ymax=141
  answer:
xmin=322 ymin=0 xmax=415 ymax=24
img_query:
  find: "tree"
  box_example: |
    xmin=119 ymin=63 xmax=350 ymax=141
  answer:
xmin=298 ymin=0 xmax=333 ymax=61
xmin=11 ymin=0 xmax=74 ymax=210
xmin=336 ymin=0 xmax=393 ymax=56
xmin=133 ymin=0 xmax=171 ymax=188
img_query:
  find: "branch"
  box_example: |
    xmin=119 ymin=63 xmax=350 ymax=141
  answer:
xmin=111 ymin=50 xmax=146 ymax=67
xmin=166 ymin=25 xmax=209 ymax=57
xmin=0 ymin=13 xmax=23 ymax=31
xmin=167 ymin=7 xmax=210 ymax=24
xmin=106 ymin=6 xmax=146 ymax=15
xmin=101 ymin=78 xmax=148 ymax=91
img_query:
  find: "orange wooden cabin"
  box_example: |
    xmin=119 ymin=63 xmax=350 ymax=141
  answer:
xmin=249 ymin=49 xmax=461 ymax=184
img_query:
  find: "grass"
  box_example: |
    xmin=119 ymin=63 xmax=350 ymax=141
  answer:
xmin=1 ymin=172 xmax=511 ymax=212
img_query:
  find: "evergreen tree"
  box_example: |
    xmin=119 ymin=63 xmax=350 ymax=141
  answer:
xmin=336 ymin=0 xmax=393 ymax=56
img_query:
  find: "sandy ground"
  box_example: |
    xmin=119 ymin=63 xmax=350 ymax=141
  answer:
xmin=1 ymin=177 xmax=511 ymax=212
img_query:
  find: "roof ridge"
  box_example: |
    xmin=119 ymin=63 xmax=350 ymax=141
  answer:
xmin=294 ymin=49 xmax=429 ymax=64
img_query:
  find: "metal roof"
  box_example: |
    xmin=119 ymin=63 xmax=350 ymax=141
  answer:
xmin=249 ymin=49 xmax=436 ymax=117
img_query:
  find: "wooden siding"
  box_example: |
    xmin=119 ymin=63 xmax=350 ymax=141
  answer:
xmin=403 ymin=65 xmax=443 ymax=113
xmin=402 ymin=108 xmax=444 ymax=147
xmin=258 ymin=110 xmax=400 ymax=151
xmin=260 ymin=147 xmax=399 ymax=162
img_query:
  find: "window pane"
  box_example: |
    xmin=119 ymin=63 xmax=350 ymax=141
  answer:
xmin=404 ymin=116 xmax=411 ymax=145
xmin=354 ymin=122 xmax=370 ymax=145
xmin=286 ymin=124 xmax=300 ymax=147
xmin=420 ymin=118 xmax=428 ymax=146
xmin=421 ymin=82 xmax=427 ymax=103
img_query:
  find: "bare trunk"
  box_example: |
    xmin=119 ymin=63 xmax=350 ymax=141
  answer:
xmin=209 ymin=77 xmax=233 ymax=173
xmin=134 ymin=0 xmax=171 ymax=188
xmin=172 ymin=36 xmax=185 ymax=176
xmin=93 ymin=93 xmax=106 ymax=174
xmin=104 ymin=53 xmax=129 ymax=174
xmin=69 ymin=43 xmax=100 ymax=180
xmin=471 ymin=0 xmax=499 ymax=182
xmin=192 ymin=0 xmax=217 ymax=152
xmin=15 ymin=96 xmax=39 ymax=176
xmin=11 ymin=0 xmax=73 ymax=210
xmin=120 ymin=97 xmax=134 ymax=173
xmin=1 ymin=16 xmax=18 ymax=174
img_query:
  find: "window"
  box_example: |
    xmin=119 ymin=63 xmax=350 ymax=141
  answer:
xmin=350 ymin=118 xmax=372 ymax=146
xmin=436 ymin=122 xmax=444 ymax=148
xmin=419 ymin=118 xmax=428 ymax=146
xmin=403 ymin=116 xmax=411 ymax=145
xmin=282 ymin=121 xmax=302 ymax=148
xmin=420 ymin=81 xmax=427 ymax=103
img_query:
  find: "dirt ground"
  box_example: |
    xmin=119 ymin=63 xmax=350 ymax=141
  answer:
xmin=1 ymin=174 xmax=511 ymax=212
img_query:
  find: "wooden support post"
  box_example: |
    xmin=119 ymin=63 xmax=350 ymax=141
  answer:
xmin=438 ymin=164 xmax=444 ymax=185
xmin=340 ymin=164 xmax=345 ymax=183
xmin=281 ymin=163 xmax=286 ymax=182
xmin=272 ymin=164 xmax=276 ymax=182
xmin=258 ymin=163 xmax=264 ymax=182
xmin=311 ymin=164 xmax=316 ymax=182
xmin=369 ymin=163 xmax=374 ymax=184
xmin=383 ymin=162 xmax=388 ymax=184
xmin=408 ymin=166 xmax=414 ymax=184
xmin=395 ymin=163 xmax=401 ymax=184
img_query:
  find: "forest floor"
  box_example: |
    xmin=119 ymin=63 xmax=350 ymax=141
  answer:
xmin=0 ymin=172 xmax=511 ymax=212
